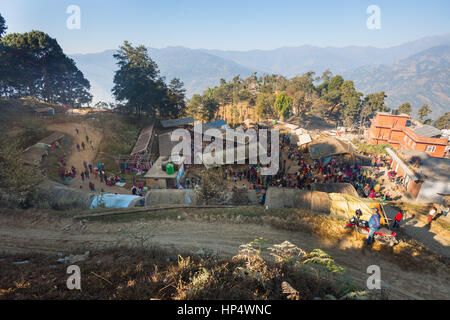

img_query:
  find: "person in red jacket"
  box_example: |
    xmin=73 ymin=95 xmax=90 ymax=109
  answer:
xmin=392 ymin=211 xmax=403 ymax=229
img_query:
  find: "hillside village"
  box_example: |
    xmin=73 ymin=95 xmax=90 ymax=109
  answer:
xmin=0 ymin=10 xmax=449 ymax=302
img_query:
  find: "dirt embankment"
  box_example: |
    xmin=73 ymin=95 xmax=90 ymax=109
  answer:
xmin=0 ymin=210 xmax=448 ymax=300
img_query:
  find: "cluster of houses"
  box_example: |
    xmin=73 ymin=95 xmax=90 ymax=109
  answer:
xmin=368 ymin=112 xmax=450 ymax=203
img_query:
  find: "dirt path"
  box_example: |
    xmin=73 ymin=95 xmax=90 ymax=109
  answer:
xmin=0 ymin=212 xmax=448 ymax=300
xmin=47 ymin=122 xmax=128 ymax=195
xmin=384 ymin=205 xmax=449 ymax=257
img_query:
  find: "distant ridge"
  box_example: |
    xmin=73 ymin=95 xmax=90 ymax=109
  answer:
xmin=70 ymin=34 xmax=450 ymax=117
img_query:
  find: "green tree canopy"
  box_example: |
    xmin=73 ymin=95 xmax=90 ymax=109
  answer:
xmin=435 ymin=112 xmax=450 ymax=130
xmin=162 ymin=78 xmax=186 ymax=119
xmin=1 ymin=30 xmax=91 ymax=106
xmin=418 ymin=104 xmax=432 ymax=123
xmin=339 ymin=80 xmax=363 ymax=125
xmin=0 ymin=13 xmax=6 ymax=38
xmin=255 ymin=93 xmax=276 ymax=118
xmin=363 ymin=92 xmax=389 ymax=116
xmin=398 ymin=102 xmax=412 ymax=116
xmin=274 ymin=92 xmax=292 ymax=121
xmin=112 ymin=41 xmax=166 ymax=116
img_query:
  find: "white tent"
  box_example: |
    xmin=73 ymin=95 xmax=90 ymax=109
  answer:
xmin=298 ymin=134 xmax=312 ymax=146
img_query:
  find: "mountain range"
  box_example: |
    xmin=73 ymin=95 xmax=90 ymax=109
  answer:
xmin=70 ymin=34 xmax=450 ymax=118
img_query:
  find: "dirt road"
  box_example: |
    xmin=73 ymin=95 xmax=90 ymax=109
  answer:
xmin=0 ymin=212 xmax=448 ymax=300
xmin=47 ymin=122 xmax=128 ymax=194
xmin=384 ymin=205 xmax=449 ymax=257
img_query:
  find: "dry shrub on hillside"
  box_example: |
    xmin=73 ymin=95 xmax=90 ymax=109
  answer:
xmin=0 ymin=241 xmax=364 ymax=300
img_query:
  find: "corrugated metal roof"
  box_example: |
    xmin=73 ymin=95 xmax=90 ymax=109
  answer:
xmin=39 ymin=132 xmax=65 ymax=145
xmin=130 ymin=123 xmax=155 ymax=155
xmin=395 ymin=148 xmax=450 ymax=183
xmin=411 ymin=125 xmax=442 ymax=138
xmin=160 ymin=117 xmax=194 ymax=128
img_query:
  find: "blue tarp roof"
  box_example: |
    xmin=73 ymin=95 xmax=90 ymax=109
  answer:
xmin=90 ymin=194 xmax=142 ymax=209
xmin=205 ymin=119 xmax=227 ymax=128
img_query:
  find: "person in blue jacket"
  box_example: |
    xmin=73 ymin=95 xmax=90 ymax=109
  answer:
xmin=367 ymin=208 xmax=381 ymax=246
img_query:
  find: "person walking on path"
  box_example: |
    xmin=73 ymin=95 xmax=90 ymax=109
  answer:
xmin=427 ymin=207 xmax=437 ymax=225
xmin=81 ymin=142 xmax=85 ymax=150
xmin=81 ymin=171 xmax=85 ymax=181
xmin=392 ymin=211 xmax=403 ymax=229
xmin=76 ymin=143 xmax=80 ymax=152
xmin=76 ymin=128 xmax=79 ymax=135
xmin=88 ymin=163 xmax=93 ymax=173
xmin=90 ymin=141 xmax=94 ymax=151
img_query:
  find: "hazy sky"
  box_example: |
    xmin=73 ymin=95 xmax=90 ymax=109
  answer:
xmin=1 ymin=0 xmax=449 ymax=54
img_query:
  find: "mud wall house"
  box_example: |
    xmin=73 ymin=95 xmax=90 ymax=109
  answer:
xmin=386 ymin=148 xmax=450 ymax=202
xmin=369 ymin=112 xmax=448 ymax=158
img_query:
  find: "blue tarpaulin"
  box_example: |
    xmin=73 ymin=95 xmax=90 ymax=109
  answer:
xmin=90 ymin=194 xmax=142 ymax=209
xmin=205 ymin=119 xmax=227 ymax=128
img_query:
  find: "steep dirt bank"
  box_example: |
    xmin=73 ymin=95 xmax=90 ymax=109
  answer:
xmin=0 ymin=211 xmax=448 ymax=299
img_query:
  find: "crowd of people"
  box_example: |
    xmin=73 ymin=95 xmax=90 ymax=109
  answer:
xmin=57 ymin=127 xmax=128 ymax=192
xmin=120 ymin=153 xmax=153 ymax=175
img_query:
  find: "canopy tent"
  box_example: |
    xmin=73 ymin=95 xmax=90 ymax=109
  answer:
xmin=131 ymin=123 xmax=155 ymax=155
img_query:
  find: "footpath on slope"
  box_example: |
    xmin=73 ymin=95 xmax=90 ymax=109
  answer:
xmin=47 ymin=122 xmax=129 ymax=195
